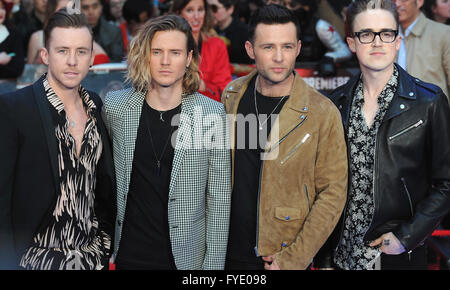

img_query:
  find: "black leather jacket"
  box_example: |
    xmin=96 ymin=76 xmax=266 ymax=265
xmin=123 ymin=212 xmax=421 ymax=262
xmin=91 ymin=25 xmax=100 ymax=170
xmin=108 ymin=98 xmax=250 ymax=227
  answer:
xmin=315 ymin=64 xmax=450 ymax=267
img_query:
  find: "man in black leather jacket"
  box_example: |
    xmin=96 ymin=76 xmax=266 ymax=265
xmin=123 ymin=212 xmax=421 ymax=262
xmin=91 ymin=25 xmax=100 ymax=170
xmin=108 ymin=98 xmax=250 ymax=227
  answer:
xmin=315 ymin=0 xmax=450 ymax=270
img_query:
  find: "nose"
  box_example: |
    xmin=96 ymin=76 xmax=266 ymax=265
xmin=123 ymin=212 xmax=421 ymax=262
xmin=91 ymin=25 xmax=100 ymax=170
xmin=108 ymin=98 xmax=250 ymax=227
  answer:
xmin=67 ymin=51 xmax=78 ymax=66
xmin=273 ymin=47 xmax=283 ymax=63
xmin=372 ymin=34 xmax=383 ymax=46
xmin=161 ymin=51 xmax=170 ymax=65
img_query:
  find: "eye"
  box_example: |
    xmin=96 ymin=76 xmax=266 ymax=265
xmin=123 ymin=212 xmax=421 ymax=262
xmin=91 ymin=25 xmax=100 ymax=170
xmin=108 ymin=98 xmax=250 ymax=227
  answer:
xmin=58 ymin=49 xmax=67 ymax=54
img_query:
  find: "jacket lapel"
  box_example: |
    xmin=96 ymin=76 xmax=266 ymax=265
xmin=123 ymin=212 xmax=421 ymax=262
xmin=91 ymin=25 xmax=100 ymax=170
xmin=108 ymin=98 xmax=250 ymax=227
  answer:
xmin=120 ymin=89 xmax=145 ymax=192
xmin=266 ymin=72 xmax=311 ymax=153
xmin=383 ymin=65 xmax=417 ymax=122
xmin=32 ymin=76 xmax=59 ymax=197
xmin=168 ymin=93 xmax=194 ymax=198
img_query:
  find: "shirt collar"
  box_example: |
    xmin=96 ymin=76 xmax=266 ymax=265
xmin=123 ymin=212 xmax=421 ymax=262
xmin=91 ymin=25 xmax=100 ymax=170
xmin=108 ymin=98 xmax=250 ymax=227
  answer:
xmin=43 ymin=73 xmax=97 ymax=116
xmin=355 ymin=65 xmax=399 ymax=106
xmin=400 ymin=16 xmax=419 ymax=37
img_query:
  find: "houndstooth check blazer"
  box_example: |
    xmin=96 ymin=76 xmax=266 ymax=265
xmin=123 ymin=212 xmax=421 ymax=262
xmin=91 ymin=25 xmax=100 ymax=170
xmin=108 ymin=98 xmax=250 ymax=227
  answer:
xmin=102 ymin=87 xmax=231 ymax=270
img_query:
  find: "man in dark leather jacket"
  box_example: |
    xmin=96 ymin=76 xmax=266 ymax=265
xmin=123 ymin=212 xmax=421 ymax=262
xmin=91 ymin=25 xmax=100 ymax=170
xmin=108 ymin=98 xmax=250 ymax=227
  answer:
xmin=315 ymin=0 xmax=450 ymax=270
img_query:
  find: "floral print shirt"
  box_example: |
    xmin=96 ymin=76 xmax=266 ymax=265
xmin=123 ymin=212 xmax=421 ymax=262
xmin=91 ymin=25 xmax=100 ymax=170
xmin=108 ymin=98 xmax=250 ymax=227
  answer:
xmin=334 ymin=66 xmax=399 ymax=270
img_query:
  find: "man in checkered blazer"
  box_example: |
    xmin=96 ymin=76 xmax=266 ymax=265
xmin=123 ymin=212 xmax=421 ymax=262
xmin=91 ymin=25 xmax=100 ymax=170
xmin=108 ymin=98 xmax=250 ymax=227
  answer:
xmin=102 ymin=15 xmax=231 ymax=270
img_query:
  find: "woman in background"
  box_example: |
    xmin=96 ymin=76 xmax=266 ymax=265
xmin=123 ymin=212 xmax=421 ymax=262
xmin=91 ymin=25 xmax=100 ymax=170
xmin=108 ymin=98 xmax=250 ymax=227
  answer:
xmin=0 ymin=0 xmax=24 ymax=78
xmin=422 ymin=0 xmax=449 ymax=24
xmin=171 ymin=0 xmax=232 ymax=102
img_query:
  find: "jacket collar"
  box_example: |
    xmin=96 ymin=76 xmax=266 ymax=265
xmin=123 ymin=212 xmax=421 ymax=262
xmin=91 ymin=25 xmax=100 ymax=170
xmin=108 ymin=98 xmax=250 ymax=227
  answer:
xmin=226 ymin=69 xmax=311 ymax=112
xmin=335 ymin=63 xmax=417 ymax=125
xmin=32 ymin=74 xmax=60 ymax=199
xmin=225 ymin=69 xmax=314 ymax=153
xmin=410 ymin=12 xmax=427 ymax=38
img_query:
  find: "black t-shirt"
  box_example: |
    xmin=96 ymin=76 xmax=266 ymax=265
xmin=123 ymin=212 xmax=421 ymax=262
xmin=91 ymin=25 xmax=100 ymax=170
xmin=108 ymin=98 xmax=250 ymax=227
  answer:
xmin=226 ymin=76 xmax=289 ymax=267
xmin=115 ymin=101 xmax=180 ymax=270
xmin=216 ymin=18 xmax=253 ymax=64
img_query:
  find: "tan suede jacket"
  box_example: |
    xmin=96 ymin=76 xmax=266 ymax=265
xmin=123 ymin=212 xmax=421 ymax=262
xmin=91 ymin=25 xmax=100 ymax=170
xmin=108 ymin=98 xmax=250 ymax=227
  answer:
xmin=222 ymin=70 xmax=348 ymax=269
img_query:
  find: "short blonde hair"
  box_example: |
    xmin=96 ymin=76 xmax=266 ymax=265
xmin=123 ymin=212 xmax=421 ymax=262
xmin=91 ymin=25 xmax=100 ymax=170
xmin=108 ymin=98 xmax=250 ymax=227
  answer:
xmin=126 ymin=14 xmax=201 ymax=94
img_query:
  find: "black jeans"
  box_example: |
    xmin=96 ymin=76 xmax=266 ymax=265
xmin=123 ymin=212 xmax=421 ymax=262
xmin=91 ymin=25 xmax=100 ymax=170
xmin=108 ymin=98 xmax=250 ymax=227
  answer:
xmin=380 ymin=244 xmax=428 ymax=270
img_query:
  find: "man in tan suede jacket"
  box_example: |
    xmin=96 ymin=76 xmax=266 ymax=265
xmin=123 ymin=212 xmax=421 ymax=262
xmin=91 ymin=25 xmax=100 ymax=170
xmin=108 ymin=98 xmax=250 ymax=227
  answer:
xmin=222 ymin=4 xmax=348 ymax=270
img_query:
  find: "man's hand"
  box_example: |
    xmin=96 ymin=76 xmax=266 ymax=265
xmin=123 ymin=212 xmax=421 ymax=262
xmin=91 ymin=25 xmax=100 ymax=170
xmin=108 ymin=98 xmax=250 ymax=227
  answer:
xmin=262 ymin=255 xmax=280 ymax=270
xmin=369 ymin=232 xmax=406 ymax=255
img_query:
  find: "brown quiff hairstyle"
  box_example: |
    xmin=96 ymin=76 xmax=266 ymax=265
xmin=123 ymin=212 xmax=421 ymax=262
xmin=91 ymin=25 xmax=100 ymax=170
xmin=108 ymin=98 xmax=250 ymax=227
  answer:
xmin=126 ymin=14 xmax=201 ymax=94
xmin=44 ymin=7 xmax=93 ymax=49
xmin=345 ymin=0 xmax=399 ymax=36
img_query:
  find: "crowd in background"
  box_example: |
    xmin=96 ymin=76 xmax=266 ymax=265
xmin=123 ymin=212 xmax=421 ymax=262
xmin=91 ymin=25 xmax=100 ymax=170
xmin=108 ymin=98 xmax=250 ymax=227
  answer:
xmin=0 ymin=0 xmax=449 ymax=90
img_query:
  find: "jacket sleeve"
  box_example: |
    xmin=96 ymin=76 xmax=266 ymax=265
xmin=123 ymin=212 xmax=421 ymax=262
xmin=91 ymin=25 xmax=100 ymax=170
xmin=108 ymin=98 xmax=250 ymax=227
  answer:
xmin=442 ymin=27 xmax=450 ymax=98
xmin=393 ymin=91 xmax=450 ymax=251
xmin=108 ymin=28 xmax=125 ymax=63
xmin=0 ymin=32 xmax=25 ymax=79
xmin=92 ymin=94 xmax=117 ymax=264
xmin=202 ymin=104 xmax=232 ymax=269
xmin=275 ymin=102 xmax=348 ymax=270
xmin=0 ymin=96 xmax=19 ymax=269
xmin=200 ymin=38 xmax=233 ymax=102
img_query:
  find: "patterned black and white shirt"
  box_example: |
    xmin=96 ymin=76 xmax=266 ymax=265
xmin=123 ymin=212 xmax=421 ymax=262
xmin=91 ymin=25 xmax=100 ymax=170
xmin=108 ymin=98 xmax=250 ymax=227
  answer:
xmin=334 ymin=66 xmax=399 ymax=270
xmin=19 ymin=76 xmax=111 ymax=270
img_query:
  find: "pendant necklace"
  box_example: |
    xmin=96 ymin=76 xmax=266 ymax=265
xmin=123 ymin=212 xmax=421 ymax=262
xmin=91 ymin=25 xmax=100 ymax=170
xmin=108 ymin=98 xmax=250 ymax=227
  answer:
xmin=143 ymin=104 xmax=180 ymax=176
xmin=254 ymin=76 xmax=287 ymax=131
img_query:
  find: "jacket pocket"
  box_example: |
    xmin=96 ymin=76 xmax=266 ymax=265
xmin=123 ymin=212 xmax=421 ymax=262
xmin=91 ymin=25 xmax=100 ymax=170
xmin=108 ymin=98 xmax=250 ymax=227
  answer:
xmin=274 ymin=207 xmax=302 ymax=222
xmin=280 ymin=133 xmax=311 ymax=165
xmin=400 ymin=177 xmax=414 ymax=217
xmin=388 ymin=120 xmax=424 ymax=141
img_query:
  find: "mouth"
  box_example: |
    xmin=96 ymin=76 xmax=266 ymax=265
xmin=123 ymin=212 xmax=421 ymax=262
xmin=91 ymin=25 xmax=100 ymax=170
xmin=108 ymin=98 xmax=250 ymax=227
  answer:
xmin=64 ymin=72 xmax=79 ymax=77
xmin=271 ymin=67 xmax=285 ymax=73
xmin=370 ymin=52 xmax=385 ymax=56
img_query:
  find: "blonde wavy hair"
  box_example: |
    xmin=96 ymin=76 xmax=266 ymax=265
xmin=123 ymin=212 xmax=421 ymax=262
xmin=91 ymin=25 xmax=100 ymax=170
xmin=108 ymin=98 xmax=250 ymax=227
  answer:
xmin=126 ymin=14 xmax=201 ymax=94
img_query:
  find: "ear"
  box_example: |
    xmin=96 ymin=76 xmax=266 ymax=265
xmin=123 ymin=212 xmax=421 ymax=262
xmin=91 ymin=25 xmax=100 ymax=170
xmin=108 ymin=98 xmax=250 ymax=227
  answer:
xmin=245 ymin=40 xmax=255 ymax=60
xmin=40 ymin=47 xmax=49 ymax=66
xmin=395 ymin=34 xmax=402 ymax=52
xmin=346 ymin=36 xmax=356 ymax=53
xmin=296 ymin=39 xmax=302 ymax=57
xmin=416 ymin=0 xmax=425 ymax=9
xmin=228 ymin=5 xmax=235 ymax=16
xmin=186 ymin=49 xmax=193 ymax=68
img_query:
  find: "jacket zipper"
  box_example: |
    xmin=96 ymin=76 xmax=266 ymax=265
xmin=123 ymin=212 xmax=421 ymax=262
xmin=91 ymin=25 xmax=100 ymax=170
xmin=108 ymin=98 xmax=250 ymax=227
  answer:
xmin=304 ymin=184 xmax=311 ymax=212
xmin=388 ymin=120 xmax=423 ymax=141
xmin=280 ymin=133 xmax=311 ymax=165
xmin=254 ymin=160 xmax=264 ymax=257
xmin=268 ymin=116 xmax=308 ymax=153
xmin=400 ymin=177 xmax=414 ymax=261
xmin=400 ymin=177 xmax=414 ymax=217
xmin=255 ymin=115 xmax=308 ymax=257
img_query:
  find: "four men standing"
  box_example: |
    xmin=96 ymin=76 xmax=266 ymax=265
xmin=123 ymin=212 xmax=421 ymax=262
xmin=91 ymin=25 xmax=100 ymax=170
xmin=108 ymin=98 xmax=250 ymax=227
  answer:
xmin=0 ymin=1 xmax=449 ymax=271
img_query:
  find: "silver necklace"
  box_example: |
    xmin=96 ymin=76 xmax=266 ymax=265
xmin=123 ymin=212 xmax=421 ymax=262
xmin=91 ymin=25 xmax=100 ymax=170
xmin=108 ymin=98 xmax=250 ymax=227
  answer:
xmin=68 ymin=118 xmax=76 ymax=128
xmin=156 ymin=110 xmax=166 ymax=122
xmin=254 ymin=76 xmax=287 ymax=131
